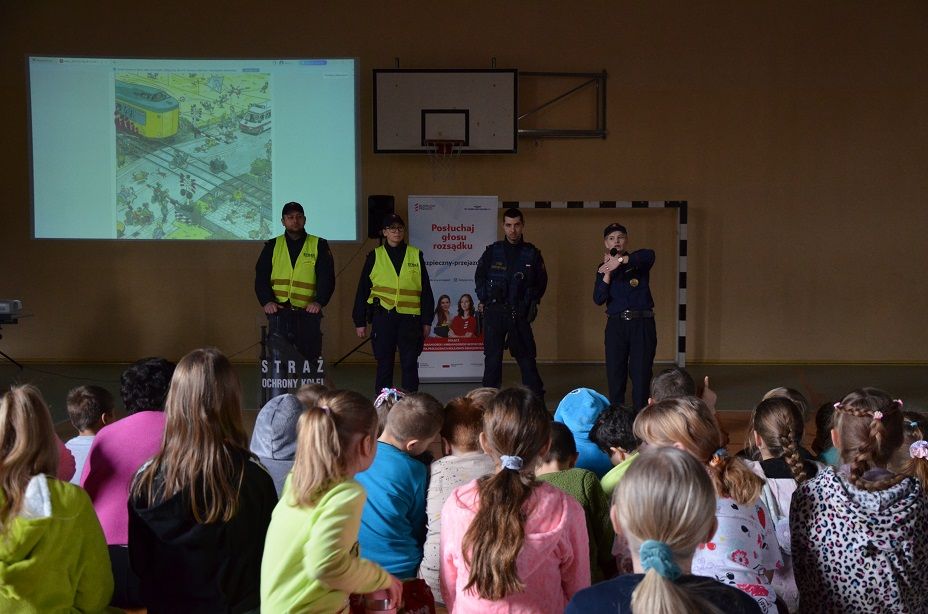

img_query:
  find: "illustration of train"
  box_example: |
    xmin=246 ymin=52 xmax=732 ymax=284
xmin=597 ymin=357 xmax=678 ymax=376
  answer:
xmin=115 ymin=80 xmax=180 ymax=139
xmin=240 ymin=102 xmax=271 ymax=134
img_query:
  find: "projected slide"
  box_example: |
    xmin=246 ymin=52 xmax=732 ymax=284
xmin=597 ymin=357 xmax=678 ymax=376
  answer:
xmin=29 ymin=58 xmax=357 ymax=241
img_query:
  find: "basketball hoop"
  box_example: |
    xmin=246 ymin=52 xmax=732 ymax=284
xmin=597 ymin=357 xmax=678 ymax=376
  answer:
xmin=425 ymin=139 xmax=463 ymax=181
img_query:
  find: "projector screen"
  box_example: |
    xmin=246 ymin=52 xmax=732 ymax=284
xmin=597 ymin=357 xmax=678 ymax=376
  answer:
xmin=28 ymin=57 xmax=358 ymax=240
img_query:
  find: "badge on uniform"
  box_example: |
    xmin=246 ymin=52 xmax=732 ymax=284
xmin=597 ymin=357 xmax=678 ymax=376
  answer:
xmin=629 ymin=278 xmax=639 ymax=287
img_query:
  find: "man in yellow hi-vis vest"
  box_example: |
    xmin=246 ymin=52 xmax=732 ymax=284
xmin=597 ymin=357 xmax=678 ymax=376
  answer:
xmin=352 ymin=214 xmax=434 ymax=392
xmin=255 ymin=202 xmax=335 ymax=362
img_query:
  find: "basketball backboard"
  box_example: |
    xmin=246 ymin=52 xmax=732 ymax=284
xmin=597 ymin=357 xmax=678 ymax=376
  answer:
xmin=373 ymin=69 xmax=517 ymax=153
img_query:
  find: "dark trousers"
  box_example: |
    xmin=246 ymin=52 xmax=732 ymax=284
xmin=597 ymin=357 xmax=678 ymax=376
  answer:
xmin=371 ymin=309 xmax=424 ymax=392
xmin=110 ymin=544 xmax=143 ymax=608
xmin=605 ymin=315 xmax=657 ymax=410
xmin=268 ymin=309 xmax=322 ymax=361
xmin=482 ymin=306 xmax=545 ymax=398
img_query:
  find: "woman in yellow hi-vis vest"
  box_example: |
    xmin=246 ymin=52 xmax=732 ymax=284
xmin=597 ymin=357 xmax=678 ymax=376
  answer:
xmin=352 ymin=214 xmax=434 ymax=393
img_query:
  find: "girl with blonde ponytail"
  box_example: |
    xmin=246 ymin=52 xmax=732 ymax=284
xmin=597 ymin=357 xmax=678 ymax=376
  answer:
xmin=633 ymin=396 xmax=782 ymax=613
xmin=439 ymin=387 xmax=591 ymax=612
xmin=746 ymin=397 xmax=822 ymax=612
xmin=261 ymin=389 xmax=402 ymax=613
xmin=566 ymin=446 xmax=762 ymax=614
xmin=791 ymin=388 xmax=928 ymax=613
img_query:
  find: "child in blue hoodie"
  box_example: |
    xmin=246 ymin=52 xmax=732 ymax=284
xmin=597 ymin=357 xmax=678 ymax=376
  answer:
xmin=356 ymin=392 xmax=444 ymax=578
xmin=554 ymin=388 xmax=613 ymax=478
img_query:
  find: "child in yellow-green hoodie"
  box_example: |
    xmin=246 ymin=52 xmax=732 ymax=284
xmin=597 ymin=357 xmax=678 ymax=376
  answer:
xmin=261 ymin=389 xmax=403 ymax=613
xmin=0 ymin=385 xmax=113 ymax=612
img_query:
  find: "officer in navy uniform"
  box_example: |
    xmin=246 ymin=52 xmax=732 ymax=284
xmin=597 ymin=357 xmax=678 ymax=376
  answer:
xmin=475 ymin=208 xmax=547 ymax=399
xmin=352 ymin=214 xmax=434 ymax=393
xmin=593 ymin=222 xmax=656 ymax=410
xmin=254 ymin=201 xmax=335 ymax=362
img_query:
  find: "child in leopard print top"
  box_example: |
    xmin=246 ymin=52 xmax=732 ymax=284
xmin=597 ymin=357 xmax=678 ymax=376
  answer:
xmin=790 ymin=388 xmax=928 ymax=614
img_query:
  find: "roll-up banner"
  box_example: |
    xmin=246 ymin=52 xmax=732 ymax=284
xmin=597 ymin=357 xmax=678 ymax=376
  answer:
xmin=408 ymin=195 xmax=499 ymax=382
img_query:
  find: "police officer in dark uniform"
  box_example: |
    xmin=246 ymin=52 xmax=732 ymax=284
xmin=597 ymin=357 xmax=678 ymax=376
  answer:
xmin=475 ymin=208 xmax=547 ymax=398
xmin=352 ymin=214 xmax=434 ymax=393
xmin=255 ymin=201 xmax=335 ymax=362
xmin=593 ymin=222 xmax=656 ymax=410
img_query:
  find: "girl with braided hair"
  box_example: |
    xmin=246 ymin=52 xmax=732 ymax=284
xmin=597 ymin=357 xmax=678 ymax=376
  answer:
xmin=790 ymin=388 xmax=928 ymax=613
xmin=745 ymin=396 xmax=822 ymax=612
xmin=633 ymin=396 xmax=783 ymax=613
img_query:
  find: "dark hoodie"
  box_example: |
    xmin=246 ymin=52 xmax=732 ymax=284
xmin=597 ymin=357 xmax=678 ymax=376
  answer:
xmin=128 ymin=448 xmax=277 ymax=613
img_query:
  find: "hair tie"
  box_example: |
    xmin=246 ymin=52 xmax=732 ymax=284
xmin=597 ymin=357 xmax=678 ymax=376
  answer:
xmin=909 ymin=420 xmax=919 ymax=429
xmin=873 ymin=411 xmax=883 ymax=421
xmin=319 ymin=405 xmax=332 ymax=417
xmin=708 ymin=447 xmax=729 ymax=468
xmin=374 ymin=388 xmax=404 ymax=409
xmin=910 ymin=440 xmax=928 ymax=459
xmin=833 ymin=402 xmax=842 ymax=410
xmin=639 ymin=540 xmax=681 ymax=580
xmin=895 ymin=399 xmax=904 ymax=407
xmin=500 ymin=455 xmax=523 ymax=471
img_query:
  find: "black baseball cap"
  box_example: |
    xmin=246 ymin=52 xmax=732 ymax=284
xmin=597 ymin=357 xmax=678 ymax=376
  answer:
xmin=603 ymin=223 xmax=628 ymax=237
xmin=281 ymin=202 xmax=304 ymax=216
xmin=382 ymin=213 xmax=405 ymax=228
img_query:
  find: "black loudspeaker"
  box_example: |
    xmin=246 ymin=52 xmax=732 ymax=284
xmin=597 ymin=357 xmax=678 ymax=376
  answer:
xmin=367 ymin=195 xmax=395 ymax=238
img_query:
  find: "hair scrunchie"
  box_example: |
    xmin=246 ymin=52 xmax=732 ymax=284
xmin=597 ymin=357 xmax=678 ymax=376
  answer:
xmin=910 ymin=440 xmax=928 ymax=460
xmin=500 ymin=455 xmax=523 ymax=471
xmin=374 ymin=387 xmax=404 ymax=409
xmin=639 ymin=540 xmax=681 ymax=580
xmin=709 ymin=447 xmax=729 ymax=468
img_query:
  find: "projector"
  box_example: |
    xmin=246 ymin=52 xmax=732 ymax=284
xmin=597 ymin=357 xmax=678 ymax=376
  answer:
xmin=0 ymin=300 xmax=22 ymax=316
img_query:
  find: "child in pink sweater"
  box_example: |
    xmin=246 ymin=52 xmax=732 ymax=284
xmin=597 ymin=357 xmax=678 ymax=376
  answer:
xmin=440 ymin=387 xmax=590 ymax=613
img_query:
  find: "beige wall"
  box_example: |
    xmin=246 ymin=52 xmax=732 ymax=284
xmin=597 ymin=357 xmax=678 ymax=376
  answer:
xmin=2 ymin=1 xmax=926 ymax=363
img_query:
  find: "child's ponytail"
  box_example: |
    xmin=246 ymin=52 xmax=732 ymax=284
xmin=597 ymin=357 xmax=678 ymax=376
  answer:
xmin=635 ymin=397 xmax=763 ymax=505
xmin=901 ymin=440 xmax=928 ymax=488
xmin=461 ymin=387 xmax=550 ymax=600
xmin=752 ymin=397 xmax=809 ymax=483
xmin=290 ymin=390 xmax=377 ymax=507
xmin=616 ymin=447 xmax=722 ymax=614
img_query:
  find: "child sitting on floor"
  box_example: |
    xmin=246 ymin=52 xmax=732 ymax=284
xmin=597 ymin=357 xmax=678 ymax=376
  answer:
xmin=810 ymin=401 xmax=840 ymax=467
xmin=791 ymin=389 xmax=928 ymax=613
xmin=537 ymin=421 xmax=615 ymax=582
xmin=419 ymin=395 xmax=495 ymax=603
xmin=0 ymin=385 xmax=113 ymax=611
xmin=554 ymin=387 xmax=613 ymax=478
xmin=440 ymin=387 xmax=590 ymax=611
xmin=356 ymin=392 xmax=444 ymax=579
xmin=261 ymin=389 xmax=402 ymax=613
xmin=635 ymin=396 xmax=782 ymax=613
xmin=64 ymin=384 xmax=114 ymax=485
xmin=745 ymin=396 xmax=820 ymax=613
xmin=566 ymin=446 xmax=762 ymax=614
xmin=590 ymin=404 xmax=640 ymax=497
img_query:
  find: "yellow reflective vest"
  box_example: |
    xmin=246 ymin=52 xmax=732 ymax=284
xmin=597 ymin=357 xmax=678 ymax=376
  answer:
xmin=270 ymin=234 xmax=318 ymax=308
xmin=367 ymin=245 xmax=422 ymax=315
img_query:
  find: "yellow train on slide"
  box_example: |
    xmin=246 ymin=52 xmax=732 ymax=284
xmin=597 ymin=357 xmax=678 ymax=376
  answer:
xmin=115 ymin=80 xmax=179 ymax=139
